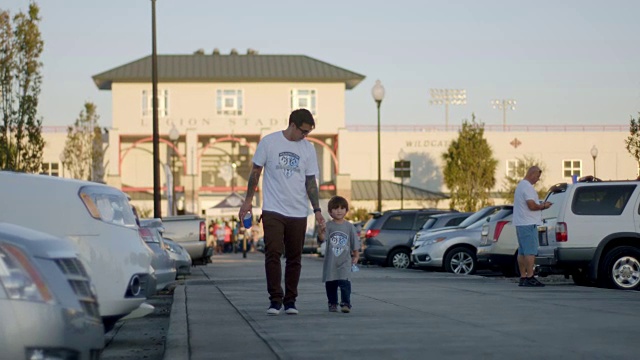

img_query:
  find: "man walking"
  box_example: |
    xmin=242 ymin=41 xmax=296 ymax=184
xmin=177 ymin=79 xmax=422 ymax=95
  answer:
xmin=513 ymin=166 xmax=552 ymax=287
xmin=239 ymin=109 xmax=326 ymax=315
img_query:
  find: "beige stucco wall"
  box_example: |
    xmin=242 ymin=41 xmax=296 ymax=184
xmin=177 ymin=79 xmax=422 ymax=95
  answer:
xmin=112 ymin=82 xmax=345 ymax=136
xmin=338 ymin=129 xmax=637 ymax=195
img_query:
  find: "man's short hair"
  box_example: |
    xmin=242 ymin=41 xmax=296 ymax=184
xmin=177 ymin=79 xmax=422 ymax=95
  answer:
xmin=289 ymin=108 xmax=315 ymax=128
xmin=328 ymin=196 xmax=349 ymax=211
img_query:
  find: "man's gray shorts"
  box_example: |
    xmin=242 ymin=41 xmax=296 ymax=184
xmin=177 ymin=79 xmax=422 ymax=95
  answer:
xmin=516 ymin=225 xmax=538 ymax=256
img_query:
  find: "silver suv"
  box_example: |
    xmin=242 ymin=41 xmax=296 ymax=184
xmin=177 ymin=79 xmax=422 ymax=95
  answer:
xmin=536 ymin=180 xmax=640 ymax=290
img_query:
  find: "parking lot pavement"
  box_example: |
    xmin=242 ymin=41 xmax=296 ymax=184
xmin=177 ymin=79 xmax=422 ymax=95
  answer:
xmin=163 ymin=253 xmax=640 ymax=359
xmin=102 ymin=291 xmax=173 ymax=360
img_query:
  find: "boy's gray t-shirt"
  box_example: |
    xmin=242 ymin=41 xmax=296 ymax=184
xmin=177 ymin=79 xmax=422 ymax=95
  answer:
xmin=322 ymin=220 xmax=360 ymax=282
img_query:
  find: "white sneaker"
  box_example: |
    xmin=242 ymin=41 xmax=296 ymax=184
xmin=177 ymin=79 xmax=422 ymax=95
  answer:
xmin=284 ymin=304 xmax=299 ymax=315
xmin=266 ymin=302 xmax=281 ymax=316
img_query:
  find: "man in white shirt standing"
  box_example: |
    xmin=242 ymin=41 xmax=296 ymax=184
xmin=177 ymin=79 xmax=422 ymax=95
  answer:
xmin=239 ymin=109 xmax=326 ymax=315
xmin=513 ymin=166 xmax=552 ymax=287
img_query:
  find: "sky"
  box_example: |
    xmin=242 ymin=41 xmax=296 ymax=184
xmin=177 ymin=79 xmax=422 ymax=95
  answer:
xmin=3 ymin=0 xmax=640 ymax=129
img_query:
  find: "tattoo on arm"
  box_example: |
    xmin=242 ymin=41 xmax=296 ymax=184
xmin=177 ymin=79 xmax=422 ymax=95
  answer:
xmin=244 ymin=164 xmax=263 ymax=201
xmin=305 ymin=175 xmax=320 ymax=209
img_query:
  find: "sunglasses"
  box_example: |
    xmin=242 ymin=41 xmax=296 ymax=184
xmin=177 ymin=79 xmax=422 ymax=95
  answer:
xmin=295 ymin=123 xmax=312 ymax=135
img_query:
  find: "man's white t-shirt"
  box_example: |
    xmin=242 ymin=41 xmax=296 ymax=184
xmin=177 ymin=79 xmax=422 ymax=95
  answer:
xmin=252 ymin=131 xmax=319 ymax=218
xmin=513 ymin=179 xmax=542 ymax=226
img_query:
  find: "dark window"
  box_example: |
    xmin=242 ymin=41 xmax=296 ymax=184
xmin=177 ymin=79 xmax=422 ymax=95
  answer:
xmin=415 ymin=213 xmax=433 ymax=230
xmin=572 ymin=185 xmax=636 ymax=216
xmin=382 ymin=214 xmax=415 ymax=230
xmin=445 ymin=217 xmax=466 ymax=227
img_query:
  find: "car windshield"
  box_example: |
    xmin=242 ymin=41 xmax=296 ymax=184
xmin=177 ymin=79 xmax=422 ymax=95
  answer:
xmin=421 ymin=218 xmax=437 ymax=230
xmin=457 ymin=207 xmax=496 ymax=228
xmin=466 ymin=208 xmax=513 ymax=229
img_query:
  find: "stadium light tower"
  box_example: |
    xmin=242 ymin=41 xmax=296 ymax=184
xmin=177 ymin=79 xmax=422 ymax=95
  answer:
xmin=491 ymin=99 xmax=516 ymax=130
xmin=429 ymin=89 xmax=467 ymax=130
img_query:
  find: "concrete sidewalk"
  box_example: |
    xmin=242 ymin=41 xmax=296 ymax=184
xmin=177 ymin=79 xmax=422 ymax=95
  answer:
xmin=164 ymin=253 xmax=640 ymax=359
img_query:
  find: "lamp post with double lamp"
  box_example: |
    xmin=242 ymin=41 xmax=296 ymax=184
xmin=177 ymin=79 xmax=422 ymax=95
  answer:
xmin=169 ymin=125 xmax=179 ymax=216
xmin=372 ymin=80 xmax=385 ymax=213
xmin=591 ymin=145 xmax=598 ymax=178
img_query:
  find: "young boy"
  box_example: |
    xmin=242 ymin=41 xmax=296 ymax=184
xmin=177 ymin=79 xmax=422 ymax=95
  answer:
xmin=318 ymin=196 xmax=360 ymax=313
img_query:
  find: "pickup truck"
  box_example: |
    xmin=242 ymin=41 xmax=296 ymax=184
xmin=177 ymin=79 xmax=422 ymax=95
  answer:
xmin=161 ymin=215 xmax=211 ymax=265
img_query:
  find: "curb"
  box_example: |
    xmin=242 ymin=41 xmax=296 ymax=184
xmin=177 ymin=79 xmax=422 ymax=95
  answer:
xmin=163 ymin=284 xmax=188 ymax=360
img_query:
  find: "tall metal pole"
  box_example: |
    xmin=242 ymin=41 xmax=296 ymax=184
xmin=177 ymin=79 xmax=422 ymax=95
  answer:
xmin=503 ymin=105 xmax=507 ymax=130
xmin=376 ymin=100 xmax=382 ymax=213
xmin=400 ymin=175 xmax=404 ymax=210
xmin=151 ymin=0 xmax=161 ymax=218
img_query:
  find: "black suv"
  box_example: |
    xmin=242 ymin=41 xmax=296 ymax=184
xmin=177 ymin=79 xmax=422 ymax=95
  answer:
xmin=362 ymin=208 xmax=455 ymax=268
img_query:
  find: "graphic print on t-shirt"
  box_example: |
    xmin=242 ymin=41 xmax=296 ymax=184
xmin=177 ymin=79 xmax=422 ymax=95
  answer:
xmin=330 ymin=231 xmax=349 ymax=257
xmin=277 ymin=151 xmax=301 ymax=178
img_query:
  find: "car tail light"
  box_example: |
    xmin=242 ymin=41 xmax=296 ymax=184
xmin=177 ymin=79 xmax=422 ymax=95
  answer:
xmin=493 ymin=221 xmax=509 ymax=242
xmin=199 ymin=221 xmax=206 ymax=241
xmin=138 ymin=228 xmax=155 ymax=243
xmin=365 ymin=229 xmax=380 ymax=239
xmin=555 ymin=222 xmax=568 ymax=242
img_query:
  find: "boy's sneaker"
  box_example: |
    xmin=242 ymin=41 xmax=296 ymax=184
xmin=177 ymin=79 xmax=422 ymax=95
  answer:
xmin=340 ymin=304 xmax=351 ymax=313
xmin=526 ymin=277 xmax=546 ymax=287
xmin=518 ymin=278 xmax=526 ymax=286
xmin=266 ymin=302 xmax=282 ymax=315
xmin=284 ymin=303 xmax=298 ymax=315
xmin=328 ymin=304 xmax=338 ymax=312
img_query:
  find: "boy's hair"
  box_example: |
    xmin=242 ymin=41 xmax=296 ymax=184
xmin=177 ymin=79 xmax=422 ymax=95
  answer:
xmin=328 ymin=196 xmax=349 ymax=212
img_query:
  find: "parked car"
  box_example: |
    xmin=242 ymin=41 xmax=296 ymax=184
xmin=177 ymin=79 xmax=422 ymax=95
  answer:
xmin=162 ymin=215 xmax=210 ymax=265
xmin=139 ymin=219 xmax=177 ymax=292
xmin=411 ymin=205 xmax=513 ymax=274
xmin=0 ymin=223 xmax=104 ymax=359
xmin=363 ymin=208 xmax=456 ymax=269
xmin=535 ymin=180 xmax=640 ymax=290
xmin=411 ymin=212 xmax=473 ymax=243
xmin=163 ymin=238 xmax=192 ymax=278
xmin=0 ymin=171 xmax=155 ymax=332
xmin=477 ymin=214 xmax=520 ymax=276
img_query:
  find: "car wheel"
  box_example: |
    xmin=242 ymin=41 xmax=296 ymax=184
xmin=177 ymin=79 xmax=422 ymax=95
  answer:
xmin=601 ymin=246 xmax=640 ymax=290
xmin=388 ymin=249 xmax=411 ymax=269
xmin=444 ymin=247 xmax=476 ymax=275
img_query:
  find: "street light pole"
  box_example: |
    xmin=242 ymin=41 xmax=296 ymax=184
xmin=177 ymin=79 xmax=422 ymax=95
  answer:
xmin=591 ymin=145 xmax=598 ymax=178
xmin=151 ymin=0 xmax=161 ymax=218
xmin=372 ymin=80 xmax=385 ymax=213
xmin=169 ymin=124 xmax=179 ymax=216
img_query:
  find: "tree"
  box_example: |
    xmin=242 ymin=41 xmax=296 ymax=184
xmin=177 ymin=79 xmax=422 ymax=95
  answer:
xmin=0 ymin=3 xmax=45 ymax=172
xmin=501 ymin=155 xmax=548 ymax=203
xmin=442 ymin=114 xmax=498 ymax=211
xmin=62 ymin=102 xmax=106 ymax=182
xmin=624 ymin=113 xmax=640 ymax=176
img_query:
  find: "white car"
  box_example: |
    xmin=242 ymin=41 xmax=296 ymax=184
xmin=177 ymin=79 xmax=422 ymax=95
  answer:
xmin=0 ymin=171 xmax=155 ymax=331
xmin=411 ymin=206 xmax=513 ymax=274
xmin=0 ymin=223 xmax=104 ymax=359
xmin=477 ymin=214 xmax=520 ymax=276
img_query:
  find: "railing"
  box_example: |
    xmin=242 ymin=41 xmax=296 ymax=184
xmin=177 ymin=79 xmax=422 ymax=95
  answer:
xmin=345 ymin=124 xmax=628 ymax=132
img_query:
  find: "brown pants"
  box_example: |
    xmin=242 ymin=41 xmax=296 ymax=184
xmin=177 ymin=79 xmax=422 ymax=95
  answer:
xmin=262 ymin=210 xmax=307 ymax=305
